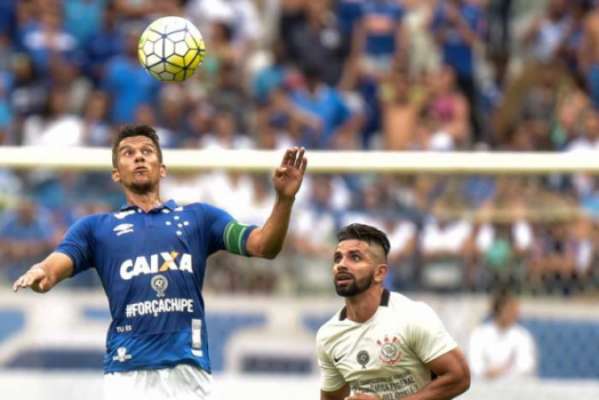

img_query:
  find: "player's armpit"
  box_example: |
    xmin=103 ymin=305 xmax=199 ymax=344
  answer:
xmin=321 ymin=384 xmax=350 ymax=400
xmin=405 ymin=349 xmax=470 ymax=400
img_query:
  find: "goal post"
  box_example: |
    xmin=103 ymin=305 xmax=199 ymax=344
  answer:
xmin=2 ymin=146 xmax=599 ymax=174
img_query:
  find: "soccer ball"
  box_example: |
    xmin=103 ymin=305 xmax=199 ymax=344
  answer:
xmin=138 ymin=16 xmax=206 ymax=82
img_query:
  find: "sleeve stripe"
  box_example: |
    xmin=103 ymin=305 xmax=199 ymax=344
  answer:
xmin=237 ymin=225 xmax=248 ymax=255
xmin=224 ymin=222 xmax=234 ymax=252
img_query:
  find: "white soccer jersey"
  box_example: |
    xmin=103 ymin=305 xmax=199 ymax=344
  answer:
xmin=316 ymin=290 xmax=457 ymax=399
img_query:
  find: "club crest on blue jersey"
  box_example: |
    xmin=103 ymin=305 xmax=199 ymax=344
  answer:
xmin=151 ymin=274 xmax=169 ymax=297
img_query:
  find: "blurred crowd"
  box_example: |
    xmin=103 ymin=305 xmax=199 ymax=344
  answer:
xmin=1 ymin=0 xmax=599 ymax=295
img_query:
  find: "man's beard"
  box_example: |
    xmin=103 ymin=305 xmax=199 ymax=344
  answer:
xmin=126 ymin=180 xmax=155 ymax=195
xmin=335 ymin=273 xmax=374 ymax=297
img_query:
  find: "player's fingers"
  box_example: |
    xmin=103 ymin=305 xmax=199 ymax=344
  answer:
xmin=37 ymin=277 xmax=49 ymax=292
xmin=294 ymin=147 xmax=305 ymax=169
xmin=280 ymin=148 xmax=294 ymax=167
xmin=12 ymin=277 xmax=24 ymax=292
xmin=300 ymin=157 xmax=308 ymax=174
xmin=21 ymin=274 xmax=35 ymax=288
xmin=287 ymin=147 xmax=299 ymax=166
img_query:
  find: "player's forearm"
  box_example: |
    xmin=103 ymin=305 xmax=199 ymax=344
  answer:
xmin=38 ymin=252 xmax=75 ymax=290
xmin=402 ymin=372 xmax=470 ymax=400
xmin=248 ymin=196 xmax=295 ymax=259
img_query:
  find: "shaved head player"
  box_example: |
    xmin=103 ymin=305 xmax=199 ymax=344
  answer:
xmin=13 ymin=125 xmax=307 ymax=400
xmin=316 ymin=224 xmax=470 ymax=400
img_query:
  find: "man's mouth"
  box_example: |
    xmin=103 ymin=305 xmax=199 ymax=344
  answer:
xmin=335 ymin=273 xmax=354 ymax=285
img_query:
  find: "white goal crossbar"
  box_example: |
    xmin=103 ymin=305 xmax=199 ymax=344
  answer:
xmin=1 ymin=146 xmax=599 ymax=174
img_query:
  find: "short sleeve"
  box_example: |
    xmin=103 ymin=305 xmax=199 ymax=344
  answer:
xmin=408 ymin=303 xmax=458 ymax=364
xmin=198 ymin=203 xmax=256 ymax=256
xmin=55 ymin=216 xmax=95 ymax=276
xmin=316 ymin=332 xmax=346 ymax=392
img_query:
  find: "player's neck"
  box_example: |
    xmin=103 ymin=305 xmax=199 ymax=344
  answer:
xmin=124 ymin=190 xmax=162 ymax=212
xmin=345 ymin=287 xmax=384 ymax=323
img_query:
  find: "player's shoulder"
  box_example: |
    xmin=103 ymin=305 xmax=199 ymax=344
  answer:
xmin=387 ymin=291 xmax=427 ymax=312
xmin=387 ymin=291 xmax=441 ymax=321
xmin=182 ymin=202 xmax=228 ymax=216
xmin=75 ymin=212 xmax=112 ymax=227
xmin=316 ymin=308 xmax=349 ymax=344
xmin=511 ymin=323 xmax=535 ymax=340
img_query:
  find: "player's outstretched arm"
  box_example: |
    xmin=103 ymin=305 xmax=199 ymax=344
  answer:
xmin=246 ymin=146 xmax=307 ymax=258
xmin=12 ymin=252 xmax=74 ymax=293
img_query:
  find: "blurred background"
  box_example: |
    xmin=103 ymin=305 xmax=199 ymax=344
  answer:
xmin=0 ymin=0 xmax=599 ymax=399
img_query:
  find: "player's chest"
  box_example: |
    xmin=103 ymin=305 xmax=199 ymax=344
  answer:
xmin=99 ymin=212 xmax=196 ymax=251
xmin=331 ymin=322 xmax=417 ymax=375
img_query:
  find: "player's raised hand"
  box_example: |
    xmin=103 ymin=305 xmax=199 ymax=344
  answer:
xmin=13 ymin=264 xmax=50 ymax=293
xmin=272 ymin=147 xmax=307 ymax=201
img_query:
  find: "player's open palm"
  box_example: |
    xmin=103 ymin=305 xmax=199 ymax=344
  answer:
xmin=273 ymin=147 xmax=307 ymax=200
xmin=13 ymin=264 xmax=50 ymax=293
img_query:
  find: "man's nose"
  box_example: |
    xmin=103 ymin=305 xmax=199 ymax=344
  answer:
xmin=334 ymin=262 xmax=348 ymax=273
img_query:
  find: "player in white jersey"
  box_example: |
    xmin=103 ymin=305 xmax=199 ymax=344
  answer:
xmin=316 ymin=223 xmax=470 ymax=400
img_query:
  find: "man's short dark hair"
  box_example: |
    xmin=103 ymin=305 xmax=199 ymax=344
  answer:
xmin=112 ymin=125 xmax=163 ymax=167
xmin=336 ymin=223 xmax=390 ymax=257
xmin=491 ymin=289 xmax=514 ymax=318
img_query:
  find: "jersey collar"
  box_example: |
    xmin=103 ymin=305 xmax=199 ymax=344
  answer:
xmin=339 ymin=289 xmax=390 ymax=321
xmin=118 ymin=199 xmax=178 ymax=212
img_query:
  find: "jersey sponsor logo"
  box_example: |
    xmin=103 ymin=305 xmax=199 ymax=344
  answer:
xmin=125 ymin=298 xmax=194 ymax=318
xmin=350 ymin=374 xmax=418 ymax=400
xmin=377 ymin=335 xmax=401 ymax=366
xmin=357 ymin=350 xmax=370 ymax=369
xmin=114 ymin=210 xmax=136 ymax=220
xmin=113 ymin=346 xmax=132 ymax=362
xmin=333 ymin=353 xmax=345 ymax=363
xmin=113 ymin=223 xmax=134 ymax=236
xmin=120 ymin=252 xmax=193 ymax=280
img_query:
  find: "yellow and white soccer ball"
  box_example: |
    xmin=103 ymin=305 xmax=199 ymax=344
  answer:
xmin=138 ymin=16 xmax=206 ymax=82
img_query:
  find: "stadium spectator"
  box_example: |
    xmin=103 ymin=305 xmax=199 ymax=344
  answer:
xmin=581 ymin=1 xmax=599 ymax=108
xmin=21 ymin=7 xmax=78 ymax=76
xmin=84 ymin=3 xmax=123 ymax=85
xmin=420 ymin=197 xmax=474 ymax=290
xmin=468 ymin=290 xmax=537 ymax=380
xmin=101 ymin=26 xmax=159 ymax=124
xmin=284 ymin=0 xmax=348 ymax=86
xmin=22 ymin=85 xmax=84 ymax=147
xmin=289 ymin=175 xmax=343 ymax=293
xmin=290 ymin=64 xmax=359 ymax=149
xmin=432 ymin=0 xmax=486 ymax=143
xmin=0 ymin=198 xmax=56 ymax=282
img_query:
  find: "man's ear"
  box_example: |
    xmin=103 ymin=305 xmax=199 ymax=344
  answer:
xmin=112 ymin=168 xmax=120 ymax=183
xmin=160 ymin=164 xmax=167 ymax=178
xmin=375 ymin=264 xmax=389 ymax=284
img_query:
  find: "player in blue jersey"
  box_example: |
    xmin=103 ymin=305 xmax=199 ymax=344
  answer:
xmin=12 ymin=124 xmax=308 ymax=400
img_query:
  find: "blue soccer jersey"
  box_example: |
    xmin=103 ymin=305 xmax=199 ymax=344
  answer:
xmin=56 ymin=200 xmax=255 ymax=373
